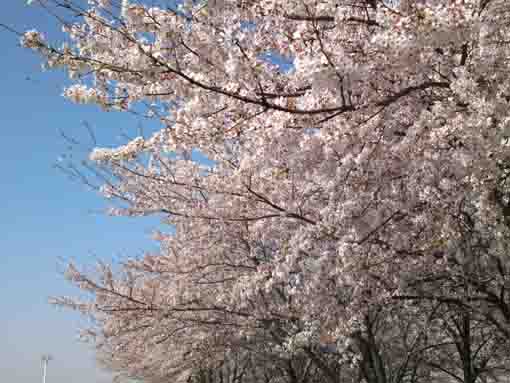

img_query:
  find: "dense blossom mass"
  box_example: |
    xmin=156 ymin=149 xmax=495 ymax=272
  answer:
xmin=20 ymin=0 xmax=510 ymax=383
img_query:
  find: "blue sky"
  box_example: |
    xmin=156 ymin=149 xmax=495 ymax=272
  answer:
xmin=0 ymin=2 xmax=162 ymax=382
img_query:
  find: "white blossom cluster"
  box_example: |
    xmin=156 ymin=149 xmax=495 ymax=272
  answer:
xmin=90 ymin=137 xmax=146 ymax=162
xmin=63 ymin=84 xmax=107 ymax=106
xmin=20 ymin=29 xmax=45 ymax=50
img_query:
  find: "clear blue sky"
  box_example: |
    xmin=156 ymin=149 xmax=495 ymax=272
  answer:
xmin=1 ymin=2 xmax=161 ymax=382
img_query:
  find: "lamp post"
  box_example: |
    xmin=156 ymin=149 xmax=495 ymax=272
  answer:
xmin=41 ymin=354 xmax=53 ymax=383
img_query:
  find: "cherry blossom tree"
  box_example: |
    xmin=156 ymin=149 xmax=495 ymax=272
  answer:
xmin=14 ymin=0 xmax=510 ymax=382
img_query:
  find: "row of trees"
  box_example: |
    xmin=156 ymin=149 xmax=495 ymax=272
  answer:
xmin=15 ymin=0 xmax=510 ymax=382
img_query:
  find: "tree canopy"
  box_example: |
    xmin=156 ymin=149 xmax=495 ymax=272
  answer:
xmin=17 ymin=1 xmax=510 ymax=383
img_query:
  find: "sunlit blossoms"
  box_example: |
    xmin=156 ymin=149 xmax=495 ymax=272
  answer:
xmin=21 ymin=0 xmax=510 ymax=383
xmin=20 ymin=29 xmax=45 ymax=50
xmin=64 ymin=84 xmax=108 ymax=105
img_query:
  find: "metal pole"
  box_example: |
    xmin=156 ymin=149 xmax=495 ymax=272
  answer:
xmin=42 ymin=359 xmax=47 ymax=383
xmin=41 ymin=355 xmax=52 ymax=383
